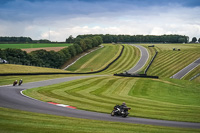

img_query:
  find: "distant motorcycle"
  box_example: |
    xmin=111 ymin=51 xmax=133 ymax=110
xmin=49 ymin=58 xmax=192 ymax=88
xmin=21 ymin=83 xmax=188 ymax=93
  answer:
xmin=13 ymin=80 xmax=18 ymax=86
xmin=18 ymin=79 xmax=23 ymax=86
xmin=111 ymin=105 xmax=131 ymax=117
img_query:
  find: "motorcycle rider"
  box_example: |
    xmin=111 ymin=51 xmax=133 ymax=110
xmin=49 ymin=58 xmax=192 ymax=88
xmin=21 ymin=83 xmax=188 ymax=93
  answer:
xmin=13 ymin=80 xmax=17 ymax=86
xmin=120 ymin=102 xmax=127 ymax=108
xmin=18 ymin=79 xmax=23 ymax=86
xmin=111 ymin=102 xmax=131 ymax=117
xmin=120 ymin=102 xmax=128 ymax=114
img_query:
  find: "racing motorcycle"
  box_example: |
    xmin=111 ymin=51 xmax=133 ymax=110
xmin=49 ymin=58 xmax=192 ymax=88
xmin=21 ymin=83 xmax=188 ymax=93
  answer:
xmin=13 ymin=80 xmax=17 ymax=86
xmin=111 ymin=104 xmax=131 ymax=117
xmin=18 ymin=79 xmax=23 ymax=86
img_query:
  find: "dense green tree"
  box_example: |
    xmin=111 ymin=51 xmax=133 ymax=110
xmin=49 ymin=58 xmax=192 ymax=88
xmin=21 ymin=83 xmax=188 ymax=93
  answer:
xmin=79 ymin=39 xmax=87 ymax=51
xmin=57 ymin=51 xmax=68 ymax=66
xmin=68 ymin=45 xmax=77 ymax=57
xmin=0 ymin=49 xmax=5 ymax=59
xmin=74 ymin=37 xmax=81 ymax=45
xmin=66 ymin=35 xmax=74 ymax=43
xmin=91 ymin=37 xmax=98 ymax=47
xmin=94 ymin=36 xmax=103 ymax=45
xmin=73 ymin=44 xmax=83 ymax=54
xmin=59 ymin=47 xmax=71 ymax=61
xmin=198 ymin=38 xmax=200 ymax=43
xmin=192 ymin=37 xmax=197 ymax=43
xmin=29 ymin=50 xmax=49 ymax=66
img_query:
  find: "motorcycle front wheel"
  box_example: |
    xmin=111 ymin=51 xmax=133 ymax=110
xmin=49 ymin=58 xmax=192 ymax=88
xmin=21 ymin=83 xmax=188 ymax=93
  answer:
xmin=111 ymin=111 xmax=115 ymax=116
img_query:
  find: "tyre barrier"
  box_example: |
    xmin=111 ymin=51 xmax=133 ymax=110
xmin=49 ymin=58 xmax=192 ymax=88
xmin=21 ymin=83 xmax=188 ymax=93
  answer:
xmin=0 ymin=45 xmax=124 ymax=76
xmin=144 ymin=51 xmax=158 ymax=74
xmin=114 ymin=73 xmax=159 ymax=79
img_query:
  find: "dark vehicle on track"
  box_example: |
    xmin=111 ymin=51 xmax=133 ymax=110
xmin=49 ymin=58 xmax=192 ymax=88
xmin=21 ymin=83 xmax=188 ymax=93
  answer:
xmin=18 ymin=79 xmax=23 ymax=86
xmin=13 ymin=80 xmax=17 ymax=86
xmin=111 ymin=104 xmax=131 ymax=117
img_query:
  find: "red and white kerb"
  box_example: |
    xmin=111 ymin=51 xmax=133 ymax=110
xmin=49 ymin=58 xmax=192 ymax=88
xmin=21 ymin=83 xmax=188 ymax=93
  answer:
xmin=48 ymin=102 xmax=77 ymax=109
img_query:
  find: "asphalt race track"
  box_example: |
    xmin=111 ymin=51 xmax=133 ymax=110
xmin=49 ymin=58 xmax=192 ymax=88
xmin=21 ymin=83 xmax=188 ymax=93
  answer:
xmin=0 ymin=76 xmax=200 ymax=129
xmin=127 ymin=45 xmax=149 ymax=74
xmin=171 ymin=58 xmax=200 ymax=79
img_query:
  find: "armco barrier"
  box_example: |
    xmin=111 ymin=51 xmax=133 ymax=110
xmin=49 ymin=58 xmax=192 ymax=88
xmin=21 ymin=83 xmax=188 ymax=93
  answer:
xmin=114 ymin=73 xmax=159 ymax=79
xmin=0 ymin=45 xmax=124 ymax=76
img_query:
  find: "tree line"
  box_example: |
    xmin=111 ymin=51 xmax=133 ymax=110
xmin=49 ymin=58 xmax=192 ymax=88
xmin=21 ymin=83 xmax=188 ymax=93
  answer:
xmin=72 ymin=34 xmax=189 ymax=43
xmin=0 ymin=36 xmax=102 ymax=68
xmin=0 ymin=36 xmax=52 ymax=43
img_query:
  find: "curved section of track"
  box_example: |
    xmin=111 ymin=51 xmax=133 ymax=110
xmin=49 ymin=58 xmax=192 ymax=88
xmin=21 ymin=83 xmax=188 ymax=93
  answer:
xmin=0 ymin=76 xmax=200 ymax=129
xmin=127 ymin=45 xmax=149 ymax=74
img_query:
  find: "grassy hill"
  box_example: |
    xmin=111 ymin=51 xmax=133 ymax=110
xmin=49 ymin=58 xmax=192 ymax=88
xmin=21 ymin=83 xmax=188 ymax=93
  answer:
xmin=100 ymin=44 xmax=140 ymax=74
xmin=67 ymin=44 xmax=140 ymax=74
xmin=24 ymin=76 xmax=200 ymax=123
xmin=67 ymin=44 xmax=122 ymax=72
xmin=0 ymin=64 xmax=68 ymax=73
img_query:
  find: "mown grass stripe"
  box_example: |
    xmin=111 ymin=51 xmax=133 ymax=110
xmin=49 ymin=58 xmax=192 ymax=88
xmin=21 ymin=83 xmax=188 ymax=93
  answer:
xmin=101 ymin=44 xmax=140 ymax=74
xmin=147 ymin=49 xmax=200 ymax=77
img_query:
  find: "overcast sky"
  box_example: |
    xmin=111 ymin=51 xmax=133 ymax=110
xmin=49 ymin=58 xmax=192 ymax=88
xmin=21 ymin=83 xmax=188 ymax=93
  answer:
xmin=0 ymin=0 xmax=200 ymax=41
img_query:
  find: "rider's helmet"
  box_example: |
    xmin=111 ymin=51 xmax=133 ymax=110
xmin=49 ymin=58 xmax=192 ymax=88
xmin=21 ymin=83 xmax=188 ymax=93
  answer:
xmin=122 ymin=102 xmax=126 ymax=106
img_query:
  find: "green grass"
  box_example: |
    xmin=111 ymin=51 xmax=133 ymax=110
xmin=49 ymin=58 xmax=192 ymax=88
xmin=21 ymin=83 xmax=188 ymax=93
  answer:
xmin=24 ymin=76 xmax=200 ymax=123
xmin=67 ymin=44 xmax=141 ymax=74
xmin=145 ymin=44 xmax=200 ymax=78
xmin=67 ymin=44 xmax=122 ymax=72
xmin=0 ymin=43 xmax=71 ymax=49
xmin=1 ymin=108 xmax=199 ymax=133
xmin=194 ymin=76 xmax=200 ymax=83
xmin=0 ymin=64 xmax=68 ymax=74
